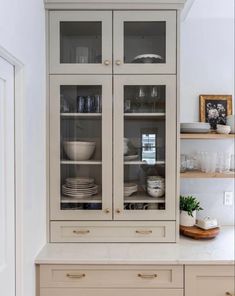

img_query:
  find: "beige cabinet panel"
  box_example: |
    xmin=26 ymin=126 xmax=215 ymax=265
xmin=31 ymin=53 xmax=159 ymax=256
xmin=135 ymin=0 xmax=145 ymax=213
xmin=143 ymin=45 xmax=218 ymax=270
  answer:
xmin=40 ymin=264 xmax=183 ymax=288
xmin=113 ymin=11 xmax=176 ymax=74
xmin=50 ymin=221 xmax=176 ymax=242
xmin=41 ymin=288 xmax=183 ymax=296
xmin=185 ymin=265 xmax=235 ymax=296
xmin=49 ymin=11 xmax=112 ymax=74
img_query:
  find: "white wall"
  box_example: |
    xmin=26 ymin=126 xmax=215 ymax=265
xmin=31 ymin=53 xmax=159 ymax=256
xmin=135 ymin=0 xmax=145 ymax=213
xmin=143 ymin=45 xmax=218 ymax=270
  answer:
xmin=0 ymin=0 xmax=46 ymax=295
xmin=180 ymin=0 xmax=234 ymax=225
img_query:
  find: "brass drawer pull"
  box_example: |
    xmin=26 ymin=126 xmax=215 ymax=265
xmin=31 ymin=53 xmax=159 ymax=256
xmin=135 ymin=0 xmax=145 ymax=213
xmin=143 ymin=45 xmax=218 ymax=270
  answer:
xmin=66 ymin=273 xmax=86 ymax=279
xmin=136 ymin=230 xmax=153 ymax=235
xmin=72 ymin=230 xmax=90 ymax=235
xmin=138 ymin=273 xmax=157 ymax=279
xmin=103 ymin=60 xmax=110 ymax=66
xmin=225 ymin=292 xmax=235 ymax=296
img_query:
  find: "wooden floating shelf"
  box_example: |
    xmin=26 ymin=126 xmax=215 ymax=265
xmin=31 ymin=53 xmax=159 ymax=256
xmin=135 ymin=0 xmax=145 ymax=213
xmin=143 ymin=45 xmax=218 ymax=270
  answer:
xmin=181 ymin=171 xmax=235 ymax=179
xmin=61 ymin=160 xmax=102 ymax=165
xmin=181 ymin=133 xmax=235 ymax=139
xmin=61 ymin=113 xmax=102 ymax=117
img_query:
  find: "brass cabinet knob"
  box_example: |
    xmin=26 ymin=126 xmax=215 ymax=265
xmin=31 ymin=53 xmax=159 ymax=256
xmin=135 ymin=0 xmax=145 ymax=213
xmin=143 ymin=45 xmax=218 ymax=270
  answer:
xmin=225 ymin=292 xmax=235 ymax=296
xmin=116 ymin=209 xmax=121 ymax=214
xmin=115 ymin=60 xmax=122 ymax=65
xmin=104 ymin=208 xmax=110 ymax=213
xmin=136 ymin=230 xmax=153 ymax=235
xmin=104 ymin=60 xmax=110 ymax=66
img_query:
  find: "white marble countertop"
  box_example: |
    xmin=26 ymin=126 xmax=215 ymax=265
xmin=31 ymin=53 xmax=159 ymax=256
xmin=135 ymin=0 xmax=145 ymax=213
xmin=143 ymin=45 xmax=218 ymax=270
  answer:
xmin=35 ymin=226 xmax=234 ymax=265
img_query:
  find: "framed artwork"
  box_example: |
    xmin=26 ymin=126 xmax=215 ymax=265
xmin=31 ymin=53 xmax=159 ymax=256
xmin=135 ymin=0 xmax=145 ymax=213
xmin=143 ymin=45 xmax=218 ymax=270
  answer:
xmin=199 ymin=95 xmax=232 ymax=128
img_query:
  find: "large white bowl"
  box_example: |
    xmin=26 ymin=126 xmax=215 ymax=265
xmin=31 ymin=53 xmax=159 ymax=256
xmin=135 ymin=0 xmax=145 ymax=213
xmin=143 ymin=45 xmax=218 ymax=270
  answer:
xmin=226 ymin=115 xmax=235 ymax=133
xmin=216 ymin=125 xmax=231 ymax=134
xmin=63 ymin=141 xmax=96 ymax=161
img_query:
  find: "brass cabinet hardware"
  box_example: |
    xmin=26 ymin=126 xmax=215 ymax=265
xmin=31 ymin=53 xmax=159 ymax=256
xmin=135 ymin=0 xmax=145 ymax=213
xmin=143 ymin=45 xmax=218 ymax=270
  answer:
xmin=66 ymin=273 xmax=86 ymax=279
xmin=104 ymin=208 xmax=110 ymax=213
xmin=115 ymin=60 xmax=122 ymax=65
xmin=72 ymin=230 xmax=90 ymax=235
xmin=116 ymin=209 xmax=121 ymax=214
xmin=225 ymin=292 xmax=235 ymax=296
xmin=103 ymin=60 xmax=110 ymax=65
xmin=136 ymin=230 xmax=153 ymax=235
xmin=138 ymin=273 xmax=157 ymax=279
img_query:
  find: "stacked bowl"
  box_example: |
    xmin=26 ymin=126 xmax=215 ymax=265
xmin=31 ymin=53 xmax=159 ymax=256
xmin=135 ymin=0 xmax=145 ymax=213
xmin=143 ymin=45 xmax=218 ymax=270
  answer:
xmin=147 ymin=176 xmax=165 ymax=198
xmin=124 ymin=183 xmax=138 ymax=197
xmin=180 ymin=122 xmax=210 ymax=133
xmin=63 ymin=141 xmax=96 ymax=161
xmin=62 ymin=177 xmax=98 ymax=198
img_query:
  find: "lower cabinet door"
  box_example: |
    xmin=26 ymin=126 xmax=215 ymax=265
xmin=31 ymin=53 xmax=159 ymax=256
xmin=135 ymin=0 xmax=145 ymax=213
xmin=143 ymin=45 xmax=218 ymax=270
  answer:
xmin=40 ymin=288 xmax=183 ymax=296
xmin=185 ymin=265 xmax=235 ymax=296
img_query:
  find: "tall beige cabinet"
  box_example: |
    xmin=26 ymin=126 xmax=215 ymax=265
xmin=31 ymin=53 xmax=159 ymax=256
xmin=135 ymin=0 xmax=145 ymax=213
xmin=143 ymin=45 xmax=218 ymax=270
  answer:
xmin=46 ymin=0 xmax=185 ymax=243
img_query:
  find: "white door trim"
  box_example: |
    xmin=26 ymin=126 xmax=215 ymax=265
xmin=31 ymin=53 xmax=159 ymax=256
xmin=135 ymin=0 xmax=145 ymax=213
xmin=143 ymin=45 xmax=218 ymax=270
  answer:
xmin=0 ymin=45 xmax=24 ymax=296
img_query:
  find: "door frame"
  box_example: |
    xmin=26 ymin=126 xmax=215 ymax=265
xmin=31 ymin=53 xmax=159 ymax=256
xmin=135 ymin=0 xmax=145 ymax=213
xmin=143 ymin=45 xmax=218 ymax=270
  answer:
xmin=0 ymin=45 xmax=24 ymax=296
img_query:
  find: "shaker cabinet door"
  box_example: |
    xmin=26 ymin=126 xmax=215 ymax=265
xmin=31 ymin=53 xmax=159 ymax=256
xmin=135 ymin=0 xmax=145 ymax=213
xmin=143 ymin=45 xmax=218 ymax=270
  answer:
xmin=113 ymin=11 xmax=177 ymax=74
xmin=113 ymin=75 xmax=176 ymax=220
xmin=49 ymin=11 xmax=112 ymax=74
xmin=50 ymin=75 xmax=112 ymax=220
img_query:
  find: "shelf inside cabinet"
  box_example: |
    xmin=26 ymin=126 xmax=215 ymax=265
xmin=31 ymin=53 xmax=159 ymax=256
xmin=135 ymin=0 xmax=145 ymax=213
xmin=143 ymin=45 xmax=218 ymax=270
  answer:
xmin=61 ymin=160 xmax=102 ymax=165
xmin=61 ymin=113 xmax=102 ymax=118
xmin=180 ymin=133 xmax=235 ymax=140
xmin=124 ymin=160 xmax=165 ymax=165
xmin=61 ymin=194 xmax=102 ymax=204
xmin=181 ymin=171 xmax=235 ymax=179
xmin=124 ymin=113 xmax=165 ymax=118
xmin=125 ymin=192 xmax=165 ymax=203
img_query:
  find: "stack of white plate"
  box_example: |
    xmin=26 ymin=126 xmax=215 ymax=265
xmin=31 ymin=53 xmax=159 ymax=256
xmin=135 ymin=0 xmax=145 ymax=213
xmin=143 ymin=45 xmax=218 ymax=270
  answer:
xmin=62 ymin=177 xmax=98 ymax=198
xmin=124 ymin=183 xmax=138 ymax=197
xmin=181 ymin=122 xmax=210 ymax=133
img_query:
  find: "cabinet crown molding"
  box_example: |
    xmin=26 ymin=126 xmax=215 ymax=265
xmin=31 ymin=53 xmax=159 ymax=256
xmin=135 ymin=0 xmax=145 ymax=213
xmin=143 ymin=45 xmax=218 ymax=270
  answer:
xmin=44 ymin=0 xmax=187 ymax=10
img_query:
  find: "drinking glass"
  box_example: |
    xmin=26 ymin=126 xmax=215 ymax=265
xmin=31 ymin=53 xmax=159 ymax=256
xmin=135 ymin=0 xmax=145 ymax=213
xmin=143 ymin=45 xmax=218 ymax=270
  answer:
xmin=230 ymin=155 xmax=235 ymax=171
xmin=180 ymin=154 xmax=187 ymax=173
xmin=217 ymin=152 xmax=231 ymax=172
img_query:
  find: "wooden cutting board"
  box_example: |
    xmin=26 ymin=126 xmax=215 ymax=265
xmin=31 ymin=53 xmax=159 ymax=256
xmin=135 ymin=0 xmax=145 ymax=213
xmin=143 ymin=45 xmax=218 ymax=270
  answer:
xmin=180 ymin=225 xmax=220 ymax=240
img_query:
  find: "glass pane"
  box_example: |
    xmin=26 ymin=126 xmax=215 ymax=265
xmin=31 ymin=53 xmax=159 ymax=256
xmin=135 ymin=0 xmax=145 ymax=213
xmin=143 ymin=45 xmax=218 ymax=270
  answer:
xmin=60 ymin=22 xmax=102 ymax=64
xmin=60 ymin=85 xmax=102 ymax=212
xmin=124 ymin=85 xmax=165 ymax=113
xmin=124 ymin=22 xmax=166 ymax=64
xmin=123 ymin=85 xmax=166 ymax=212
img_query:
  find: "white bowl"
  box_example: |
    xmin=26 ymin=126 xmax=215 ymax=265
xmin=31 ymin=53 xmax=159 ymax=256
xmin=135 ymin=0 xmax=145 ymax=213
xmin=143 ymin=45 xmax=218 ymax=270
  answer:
xmin=63 ymin=141 xmax=96 ymax=161
xmin=216 ymin=125 xmax=231 ymax=134
xmin=226 ymin=115 xmax=235 ymax=133
xmin=147 ymin=187 xmax=165 ymax=198
xmin=181 ymin=122 xmax=210 ymax=129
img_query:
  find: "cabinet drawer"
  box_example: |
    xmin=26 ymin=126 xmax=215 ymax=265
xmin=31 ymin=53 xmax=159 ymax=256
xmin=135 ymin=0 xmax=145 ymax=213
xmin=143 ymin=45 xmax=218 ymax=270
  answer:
xmin=50 ymin=221 xmax=176 ymax=242
xmin=41 ymin=288 xmax=183 ymax=296
xmin=185 ymin=265 xmax=235 ymax=296
xmin=40 ymin=265 xmax=183 ymax=288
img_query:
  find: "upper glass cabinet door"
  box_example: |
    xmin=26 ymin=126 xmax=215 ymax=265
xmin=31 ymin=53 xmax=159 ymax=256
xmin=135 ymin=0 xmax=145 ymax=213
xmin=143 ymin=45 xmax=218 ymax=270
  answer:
xmin=113 ymin=11 xmax=176 ymax=74
xmin=49 ymin=11 xmax=112 ymax=74
xmin=50 ymin=75 xmax=112 ymax=220
xmin=114 ymin=75 xmax=176 ymax=221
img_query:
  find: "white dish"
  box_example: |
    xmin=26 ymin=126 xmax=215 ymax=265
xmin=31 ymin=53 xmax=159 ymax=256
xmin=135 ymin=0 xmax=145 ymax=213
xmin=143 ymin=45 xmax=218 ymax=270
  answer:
xmin=132 ymin=54 xmax=163 ymax=63
xmin=147 ymin=188 xmax=165 ymax=198
xmin=63 ymin=141 xmax=96 ymax=161
xmin=216 ymin=125 xmax=231 ymax=134
xmin=181 ymin=128 xmax=210 ymax=134
xmin=181 ymin=122 xmax=210 ymax=129
xmin=66 ymin=177 xmax=94 ymax=184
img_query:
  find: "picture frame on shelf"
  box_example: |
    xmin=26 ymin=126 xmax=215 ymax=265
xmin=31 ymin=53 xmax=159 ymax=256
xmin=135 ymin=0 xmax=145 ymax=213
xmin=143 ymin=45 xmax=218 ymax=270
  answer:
xmin=199 ymin=95 xmax=232 ymax=129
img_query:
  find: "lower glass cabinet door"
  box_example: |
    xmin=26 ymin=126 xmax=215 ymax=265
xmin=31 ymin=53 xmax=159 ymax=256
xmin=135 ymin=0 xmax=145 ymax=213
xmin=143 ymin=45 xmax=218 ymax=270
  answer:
xmin=114 ymin=75 xmax=176 ymax=220
xmin=50 ymin=75 xmax=112 ymax=220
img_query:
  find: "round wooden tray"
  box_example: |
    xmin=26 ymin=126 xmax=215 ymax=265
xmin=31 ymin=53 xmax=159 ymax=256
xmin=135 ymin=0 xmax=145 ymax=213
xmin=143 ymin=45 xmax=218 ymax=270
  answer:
xmin=180 ymin=225 xmax=220 ymax=240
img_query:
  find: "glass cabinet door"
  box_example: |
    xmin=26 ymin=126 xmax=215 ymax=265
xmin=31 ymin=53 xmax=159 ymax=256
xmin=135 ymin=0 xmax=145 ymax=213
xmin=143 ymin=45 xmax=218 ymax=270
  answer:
xmin=113 ymin=11 xmax=176 ymax=74
xmin=50 ymin=75 xmax=112 ymax=220
xmin=114 ymin=75 xmax=176 ymax=220
xmin=49 ymin=11 xmax=112 ymax=74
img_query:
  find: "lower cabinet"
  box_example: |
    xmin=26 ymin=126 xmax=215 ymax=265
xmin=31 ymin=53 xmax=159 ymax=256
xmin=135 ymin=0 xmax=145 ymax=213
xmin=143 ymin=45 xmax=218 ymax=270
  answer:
xmin=37 ymin=264 xmax=234 ymax=296
xmin=185 ymin=265 xmax=235 ymax=296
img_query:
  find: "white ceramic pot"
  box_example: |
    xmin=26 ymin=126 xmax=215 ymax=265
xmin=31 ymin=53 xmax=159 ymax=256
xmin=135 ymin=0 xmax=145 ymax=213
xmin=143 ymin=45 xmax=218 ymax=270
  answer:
xmin=180 ymin=210 xmax=196 ymax=227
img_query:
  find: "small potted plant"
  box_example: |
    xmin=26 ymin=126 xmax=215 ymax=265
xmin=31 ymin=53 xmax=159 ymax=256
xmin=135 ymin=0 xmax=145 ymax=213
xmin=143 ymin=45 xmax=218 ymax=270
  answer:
xmin=180 ymin=195 xmax=203 ymax=227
